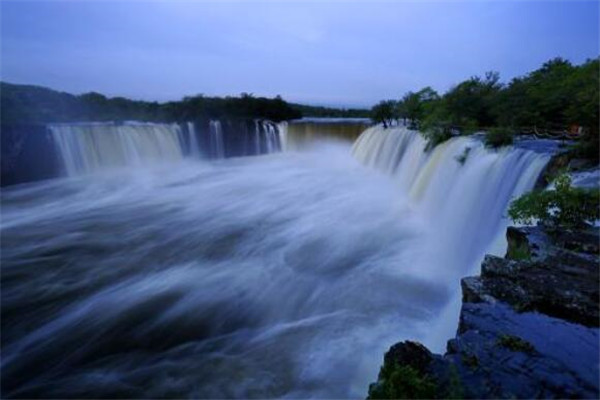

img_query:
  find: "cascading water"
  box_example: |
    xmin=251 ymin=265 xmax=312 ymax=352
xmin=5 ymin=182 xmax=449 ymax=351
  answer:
xmin=352 ymin=125 xmax=550 ymax=346
xmin=45 ymin=120 xmax=285 ymax=178
xmin=279 ymin=118 xmax=371 ymax=151
xmin=209 ymin=120 xmax=225 ymax=158
xmin=1 ymin=122 xmax=552 ymax=398
xmin=187 ymin=122 xmax=201 ymax=158
xmin=50 ymin=122 xmax=185 ymax=176
xmin=353 ymin=125 xmax=549 ymax=274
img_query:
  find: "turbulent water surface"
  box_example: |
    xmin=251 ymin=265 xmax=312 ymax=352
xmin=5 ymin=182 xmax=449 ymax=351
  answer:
xmin=1 ymin=125 xmax=549 ymax=398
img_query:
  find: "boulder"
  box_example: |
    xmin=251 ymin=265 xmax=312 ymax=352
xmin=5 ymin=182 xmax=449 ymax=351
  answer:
xmin=367 ymin=225 xmax=599 ymax=399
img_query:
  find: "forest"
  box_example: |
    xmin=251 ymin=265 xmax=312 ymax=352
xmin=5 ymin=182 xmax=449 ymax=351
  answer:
xmin=0 ymin=83 xmax=307 ymax=123
xmin=371 ymin=57 xmax=599 ymax=159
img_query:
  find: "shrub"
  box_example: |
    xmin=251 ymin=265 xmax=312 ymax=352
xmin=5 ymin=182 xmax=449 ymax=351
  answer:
xmin=508 ymin=173 xmax=600 ymax=228
xmin=485 ymin=127 xmax=514 ymax=148
xmin=569 ymin=130 xmax=600 ymax=163
xmin=497 ymin=334 xmax=535 ymax=353
xmin=422 ymin=127 xmax=452 ymax=152
xmin=371 ymin=100 xmax=397 ymax=128
xmin=455 ymin=146 xmax=471 ymax=165
xmin=506 ymin=239 xmax=531 ymax=261
xmin=459 ymin=118 xmax=479 ymax=136
xmin=420 ymin=105 xmax=453 ymax=151
xmin=368 ymin=364 xmax=437 ymax=399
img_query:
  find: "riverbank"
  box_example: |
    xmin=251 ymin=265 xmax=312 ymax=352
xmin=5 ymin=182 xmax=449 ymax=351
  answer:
xmin=367 ymin=223 xmax=599 ymax=399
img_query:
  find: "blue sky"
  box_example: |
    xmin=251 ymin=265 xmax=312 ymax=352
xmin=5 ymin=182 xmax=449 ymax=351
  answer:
xmin=1 ymin=0 xmax=598 ymax=107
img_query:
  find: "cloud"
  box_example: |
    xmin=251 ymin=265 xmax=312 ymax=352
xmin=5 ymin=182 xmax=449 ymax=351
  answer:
xmin=1 ymin=0 xmax=598 ymax=107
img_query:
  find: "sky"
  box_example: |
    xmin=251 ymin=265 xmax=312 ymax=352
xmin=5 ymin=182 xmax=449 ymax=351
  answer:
xmin=1 ymin=0 xmax=599 ymax=108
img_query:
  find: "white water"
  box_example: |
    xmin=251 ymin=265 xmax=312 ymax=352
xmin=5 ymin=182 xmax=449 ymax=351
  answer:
xmin=354 ymin=126 xmax=549 ymax=266
xmin=187 ymin=122 xmax=201 ymax=158
xmin=49 ymin=121 xmax=284 ymax=176
xmin=1 ymin=124 xmax=551 ymax=398
xmin=209 ymin=120 xmax=225 ymax=158
xmin=277 ymin=119 xmax=371 ymax=151
xmin=50 ymin=122 xmax=185 ymax=176
xmin=353 ymin=126 xmax=549 ymax=345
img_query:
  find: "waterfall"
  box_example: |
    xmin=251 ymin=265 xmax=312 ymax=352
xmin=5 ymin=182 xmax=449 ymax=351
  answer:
xmin=44 ymin=120 xmax=287 ymax=179
xmin=2 ymin=120 xmax=562 ymax=398
xmin=251 ymin=120 xmax=281 ymax=154
xmin=49 ymin=122 xmax=185 ymax=176
xmin=209 ymin=120 xmax=225 ymax=158
xmin=352 ymin=125 xmax=550 ymax=276
xmin=253 ymin=120 xmax=262 ymax=154
xmin=264 ymin=121 xmax=278 ymax=153
xmin=278 ymin=121 xmax=288 ymax=151
xmin=186 ymin=122 xmax=201 ymax=158
xmin=281 ymin=118 xmax=372 ymax=150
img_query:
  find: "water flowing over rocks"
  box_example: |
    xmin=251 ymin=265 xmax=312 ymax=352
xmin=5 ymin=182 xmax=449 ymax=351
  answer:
xmin=368 ymin=224 xmax=599 ymax=399
xmin=1 ymin=120 xmax=284 ymax=184
xmin=1 ymin=118 xmax=374 ymax=186
xmin=1 ymin=124 xmax=571 ymax=398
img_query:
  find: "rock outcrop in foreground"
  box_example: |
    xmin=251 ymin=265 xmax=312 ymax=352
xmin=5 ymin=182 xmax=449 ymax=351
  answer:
xmin=368 ymin=225 xmax=599 ymax=399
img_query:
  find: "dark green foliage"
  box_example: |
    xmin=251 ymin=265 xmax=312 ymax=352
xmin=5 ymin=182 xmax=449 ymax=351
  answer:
xmin=419 ymin=100 xmax=457 ymax=150
xmin=484 ymin=127 xmax=514 ymax=148
xmin=569 ymin=130 xmax=600 ymax=163
xmin=398 ymin=87 xmax=439 ymax=128
xmin=372 ymin=57 xmax=599 ymax=158
xmin=290 ymin=103 xmax=369 ymax=118
xmin=0 ymin=82 xmax=304 ymax=123
xmin=0 ymin=83 xmax=86 ymax=123
xmin=368 ymin=363 xmax=438 ymax=399
xmin=421 ymin=125 xmax=452 ymax=152
xmin=497 ymin=334 xmax=535 ymax=353
xmin=446 ymin=365 xmax=465 ymax=399
xmin=444 ymin=71 xmax=502 ymax=128
xmin=508 ymin=173 xmax=600 ymax=229
xmin=455 ymin=147 xmax=471 ymax=165
xmin=461 ymin=353 xmax=479 ymax=370
xmin=371 ymin=100 xmax=397 ymax=128
xmin=506 ymin=240 xmax=531 ymax=261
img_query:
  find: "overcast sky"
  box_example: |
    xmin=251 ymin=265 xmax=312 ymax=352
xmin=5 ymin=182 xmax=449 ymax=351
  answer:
xmin=2 ymin=0 xmax=598 ymax=107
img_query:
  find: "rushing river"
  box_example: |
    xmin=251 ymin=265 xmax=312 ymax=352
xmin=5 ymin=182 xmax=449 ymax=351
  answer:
xmin=1 ymin=125 xmax=549 ymax=398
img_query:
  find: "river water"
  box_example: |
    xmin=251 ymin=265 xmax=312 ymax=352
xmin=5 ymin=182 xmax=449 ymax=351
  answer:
xmin=1 ymin=126 xmax=549 ymax=398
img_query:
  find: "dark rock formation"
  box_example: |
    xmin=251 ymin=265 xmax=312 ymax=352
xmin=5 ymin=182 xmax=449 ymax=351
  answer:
xmin=1 ymin=124 xmax=63 ymax=186
xmin=368 ymin=225 xmax=599 ymax=399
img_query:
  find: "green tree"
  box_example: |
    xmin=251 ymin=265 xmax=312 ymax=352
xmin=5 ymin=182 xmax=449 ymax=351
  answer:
xmin=371 ymin=100 xmax=397 ymax=128
xmin=508 ymin=173 xmax=600 ymax=229
xmin=443 ymin=71 xmax=502 ymax=129
xmin=401 ymin=87 xmax=439 ymax=128
xmin=484 ymin=127 xmax=514 ymax=149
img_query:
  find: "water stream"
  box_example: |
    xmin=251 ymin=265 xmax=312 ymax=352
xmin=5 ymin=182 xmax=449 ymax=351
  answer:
xmin=1 ymin=124 xmax=549 ymax=398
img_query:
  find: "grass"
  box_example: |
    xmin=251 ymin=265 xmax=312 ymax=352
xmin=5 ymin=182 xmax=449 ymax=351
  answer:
xmin=497 ymin=334 xmax=535 ymax=353
xmin=368 ymin=363 xmax=438 ymax=399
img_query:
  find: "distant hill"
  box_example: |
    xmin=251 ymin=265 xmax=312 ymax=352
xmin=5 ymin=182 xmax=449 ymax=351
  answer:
xmin=0 ymin=82 xmax=369 ymax=124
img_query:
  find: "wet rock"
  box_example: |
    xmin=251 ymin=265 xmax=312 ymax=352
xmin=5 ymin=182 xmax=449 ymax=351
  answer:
xmin=368 ymin=225 xmax=600 ymax=399
xmin=447 ymin=302 xmax=599 ymax=399
xmin=568 ymin=158 xmax=597 ymax=172
xmin=367 ymin=341 xmax=439 ymax=400
xmin=506 ymin=224 xmax=600 ymax=261
xmin=534 ymin=151 xmax=570 ymax=189
xmin=465 ymin=253 xmax=599 ymax=327
xmin=383 ymin=341 xmax=434 ymax=374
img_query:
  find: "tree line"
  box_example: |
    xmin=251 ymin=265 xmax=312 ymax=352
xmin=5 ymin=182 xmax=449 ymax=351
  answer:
xmin=371 ymin=57 xmax=599 ymax=159
xmin=0 ymin=83 xmax=311 ymax=124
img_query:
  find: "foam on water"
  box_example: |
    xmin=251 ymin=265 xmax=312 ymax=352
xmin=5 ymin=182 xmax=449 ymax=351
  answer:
xmin=1 ymin=126 xmax=550 ymax=398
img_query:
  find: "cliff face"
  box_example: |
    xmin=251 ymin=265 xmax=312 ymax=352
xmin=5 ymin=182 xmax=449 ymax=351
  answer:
xmin=368 ymin=225 xmax=599 ymax=399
